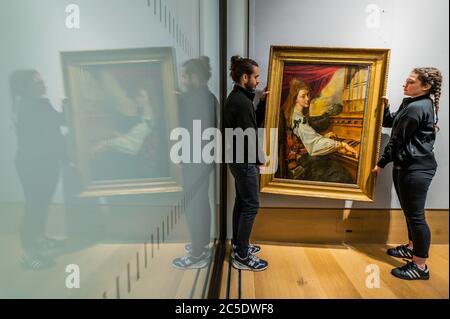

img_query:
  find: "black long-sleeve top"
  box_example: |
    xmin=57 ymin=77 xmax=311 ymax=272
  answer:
xmin=224 ymin=85 xmax=267 ymax=164
xmin=377 ymin=94 xmax=437 ymax=170
xmin=15 ymin=97 xmax=66 ymax=167
xmin=178 ymin=86 xmax=219 ymax=185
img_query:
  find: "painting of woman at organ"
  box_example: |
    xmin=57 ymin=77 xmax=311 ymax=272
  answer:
xmin=276 ymin=64 xmax=370 ymax=185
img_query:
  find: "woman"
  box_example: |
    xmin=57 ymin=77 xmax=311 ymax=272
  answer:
xmin=373 ymin=67 xmax=443 ymax=280
xmin=281 ymin=79 xmax=357 ymax=183
xmin=10 ymin=70 xmax=66 ymax=269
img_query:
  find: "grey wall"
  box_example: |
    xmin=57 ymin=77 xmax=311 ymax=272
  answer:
xmin=249 ymin=0 xmax=449 ymax=209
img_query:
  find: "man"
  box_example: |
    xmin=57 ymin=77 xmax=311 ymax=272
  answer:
xmin=224 ymin=56 xmax=268 ymax=271
xmin=172 ymin=57 xmax=218 ymax=270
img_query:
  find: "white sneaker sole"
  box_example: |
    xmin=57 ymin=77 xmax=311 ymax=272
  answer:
xmin=231 ymin=259 xmax=268 ymax=272
xmin=172 ymin=260 xmax=209 ymax=270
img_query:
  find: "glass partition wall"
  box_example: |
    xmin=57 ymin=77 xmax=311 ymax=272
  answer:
xmin=0 ymin=0 xmax=223 ymax=299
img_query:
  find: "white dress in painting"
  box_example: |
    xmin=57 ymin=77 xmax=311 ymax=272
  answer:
xmin=291 ymin=109 xmax=338 ymax=156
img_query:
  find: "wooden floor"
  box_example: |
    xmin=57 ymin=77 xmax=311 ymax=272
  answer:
xmin=220 ymin=243 xmax=449 ymax=299
xmin=0 ymin=207 xmax=213 ymax=299
xmin=0 ymin=237 xmax=214 ymax=299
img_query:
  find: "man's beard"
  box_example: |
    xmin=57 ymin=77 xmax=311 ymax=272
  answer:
xmin=244 ymin=82 xmax=256 ymax=92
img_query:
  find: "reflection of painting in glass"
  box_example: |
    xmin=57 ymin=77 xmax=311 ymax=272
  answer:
xmin=76 ymin=62 xmax=170 ymax=181
xmin=275 ymin=63 xmax=370 ymax=185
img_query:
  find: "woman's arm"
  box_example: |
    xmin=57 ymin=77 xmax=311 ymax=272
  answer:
xmin=381 ymin=97 xmax=399 ymax=128
xmin=95 ymin=122 xmax=151 ymax=156
xmin=377 ymin=105 xmax=421 ymax=168
xmin=292 ymin=123 xmax=338 ymax=156
xmin=382 ymin=105 xmax=397 ymax=128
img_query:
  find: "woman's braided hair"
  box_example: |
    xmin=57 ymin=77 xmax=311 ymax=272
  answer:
xmin=413 ymin=67 xmax=443 ymax=130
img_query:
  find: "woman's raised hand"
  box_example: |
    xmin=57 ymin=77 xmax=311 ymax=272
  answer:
xmin=371 ymin=165 xmax=383 ymax=175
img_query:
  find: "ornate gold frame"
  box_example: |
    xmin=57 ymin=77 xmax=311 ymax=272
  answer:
xmin=260 ymin=46 xmax=390 ymax=202
xmin=61 ymin=47 xmax=182 ymax=197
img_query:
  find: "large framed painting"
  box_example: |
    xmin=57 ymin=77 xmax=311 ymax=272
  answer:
xmin=61 ymin=47 xmax=182 ymax=197
xmin=260 ymin=46 xmax=390 ymax=201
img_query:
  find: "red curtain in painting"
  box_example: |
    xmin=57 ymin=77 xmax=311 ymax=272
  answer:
xmin=281 ymin=64 xmax=343 ymax=104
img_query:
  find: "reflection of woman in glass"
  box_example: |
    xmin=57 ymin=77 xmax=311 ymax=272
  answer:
xmin=10 ymin=70 xmax=66 ymax=269
xmin=280 ymin=79 xmax=357 ymax=183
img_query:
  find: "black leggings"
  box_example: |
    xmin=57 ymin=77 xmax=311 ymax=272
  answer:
xmin=16 ymin=159 xmax=60 ymax=253
xmin=393 ymin=169 xmax=435 ymax=259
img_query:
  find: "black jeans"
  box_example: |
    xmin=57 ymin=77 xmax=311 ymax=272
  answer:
xmin=184 ymin=170 xmax=212 ymax=257
xmin=393 ymin=168 xmax=436 ymax=259
xmin=229 ymin=163 xmax=260 ymax=258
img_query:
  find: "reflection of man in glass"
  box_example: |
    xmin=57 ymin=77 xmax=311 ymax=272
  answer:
xmin=172 ymin=57 xmax=218 ymax=269
xmin=9 ymin=70 xmax=66 ymax=269
xmin=280 ymin=79 xmax=357 ymax=183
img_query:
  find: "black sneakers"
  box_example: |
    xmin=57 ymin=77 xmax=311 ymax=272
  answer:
xmin=387 ymin=244 xmax=413 ymax=259
xmin=232 ymin=253 xmax=268 ymax=272
xmin=391 ymin=261 xmax=430 ymax=280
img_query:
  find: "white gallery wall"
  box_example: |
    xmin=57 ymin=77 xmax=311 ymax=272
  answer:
xmin=248 ymin=0 xmax=449 ymax=209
